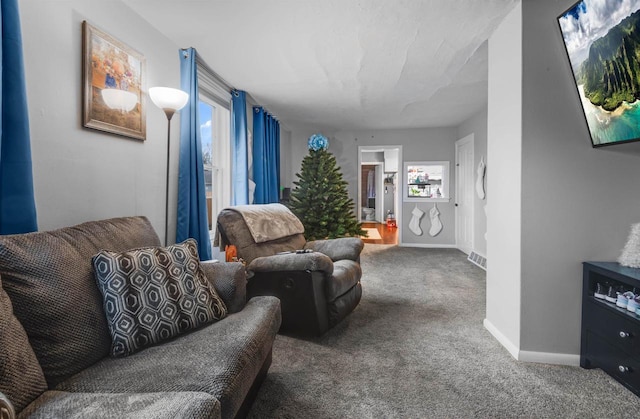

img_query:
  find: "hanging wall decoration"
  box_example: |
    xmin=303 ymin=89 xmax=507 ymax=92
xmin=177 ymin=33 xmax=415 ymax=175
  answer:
xmin=409 ymin=204 xmax=424 ymax=236
xmin=82 ymin=21 xmax=146 ymax=140
xmin=476 ymin=156 xmax=486 ymax=200
xmin=558 ymin=1 xmax=640 ymax=147
xmin=429 ymin=203 xmax=443 ymax=237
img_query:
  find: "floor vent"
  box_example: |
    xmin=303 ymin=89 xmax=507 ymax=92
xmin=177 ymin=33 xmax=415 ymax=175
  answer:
xmin=468 ymin=251 xmax=486 ymax=270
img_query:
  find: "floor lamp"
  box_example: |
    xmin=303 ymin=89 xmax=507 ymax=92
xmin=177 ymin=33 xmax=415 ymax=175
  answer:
xmin=149 ymin=87 xmax=189 ymax=246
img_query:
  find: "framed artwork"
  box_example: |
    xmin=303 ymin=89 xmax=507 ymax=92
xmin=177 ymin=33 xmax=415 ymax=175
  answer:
xmin=558 ymin=1 xmax=640 ymax=147
xmin=82 ymin=21 xmax=146 ymax=140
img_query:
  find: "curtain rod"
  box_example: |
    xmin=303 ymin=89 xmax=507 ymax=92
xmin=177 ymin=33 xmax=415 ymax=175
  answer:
xmin=190 ymin=48 xmax=261 ymax=105
xmin=186 ymin=48 xmax=270 ymax=116
xmin=187 ymin=48 xmax=233 ymax=92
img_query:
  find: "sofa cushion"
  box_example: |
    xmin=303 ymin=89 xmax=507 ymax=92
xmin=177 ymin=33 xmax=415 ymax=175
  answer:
xmin=19 ymin=390 xmax=220 ymax=419
xmin=56 ymin=296 xmax=281 ymax=419
xmin=0 ymin=278 xmax=47 ymax=412
xmin=93 ymin=239 xmax=228 ymax=357
xmin=0 ymin=216 xmax=161 ymax=387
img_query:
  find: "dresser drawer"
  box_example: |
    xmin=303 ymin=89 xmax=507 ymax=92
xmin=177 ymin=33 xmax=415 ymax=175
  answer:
xmin=584 ymin=298 xmax=640 ymax=356
xmin=585 ymin=331 xmax=640 ymax=393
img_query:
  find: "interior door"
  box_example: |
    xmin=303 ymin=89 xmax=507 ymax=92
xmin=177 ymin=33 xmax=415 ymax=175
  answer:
xmin=375 ymin=164 xmax=384 ymax=222
xmin=455 ymin=134 xmax=474 ymax=255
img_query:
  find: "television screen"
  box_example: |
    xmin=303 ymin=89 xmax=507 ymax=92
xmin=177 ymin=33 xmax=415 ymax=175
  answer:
xmin=558 ymin=0 xmax=640 ymax=147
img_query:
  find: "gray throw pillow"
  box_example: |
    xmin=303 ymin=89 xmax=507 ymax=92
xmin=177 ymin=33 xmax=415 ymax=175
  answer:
xmin=0 ymin=277 xmax=47 ymax=412
xmin=93 ymin=239 xmax=227 ymax=357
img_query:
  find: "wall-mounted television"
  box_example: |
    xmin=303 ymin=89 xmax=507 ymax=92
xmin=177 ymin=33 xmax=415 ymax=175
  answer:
xmin=558 ymin=0 xmax=640 ymax=147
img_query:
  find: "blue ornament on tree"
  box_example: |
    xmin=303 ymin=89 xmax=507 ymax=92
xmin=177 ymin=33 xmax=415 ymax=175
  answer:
xmin=308 ymin=134 xmax=329 ymax=151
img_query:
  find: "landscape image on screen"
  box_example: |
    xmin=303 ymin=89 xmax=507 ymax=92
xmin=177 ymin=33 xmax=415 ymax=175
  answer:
xmin=559 ymin=0 xmax=640 ymax=146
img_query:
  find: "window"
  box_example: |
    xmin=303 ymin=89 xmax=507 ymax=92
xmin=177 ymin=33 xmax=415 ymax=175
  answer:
xmin=195 ymin=55 xmax=232 ymax=252
xmin=198 ymin=96 xmax=230 ymax=234
xmin=403 ymin=161 xmax=450 ymax=202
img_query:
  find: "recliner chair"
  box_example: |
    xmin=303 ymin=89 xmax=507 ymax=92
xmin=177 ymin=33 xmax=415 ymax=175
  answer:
xmin=216 ymin=203 xmax=363 ymax=336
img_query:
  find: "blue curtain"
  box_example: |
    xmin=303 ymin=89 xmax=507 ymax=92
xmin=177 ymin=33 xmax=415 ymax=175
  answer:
xmin=177 ymin=48 xmax=211 ymax=260
xmin=0 ymin=0 xmax=37 ymax=234
xmin=231 ymin=90 xmax=248 ymax=205
xmin=252 ymin=107 xmax=280 ymax=204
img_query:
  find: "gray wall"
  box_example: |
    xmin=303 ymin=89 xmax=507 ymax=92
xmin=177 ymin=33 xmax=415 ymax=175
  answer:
xmin=457 ymin=109 xmax=488 ymax=257
xmin=486 ymin=0 xmax=640 ymax=360
xmin=21 ymin=0 xmax=181 ymax=243
xmin=288 ymin=127 xmax=459 ymax=246
xmin=288 ymin=127 xmax=326 ymax=186
xmin=519 ymin=0 xmax=640 ymax=356
xmin=280 ymin=128 xmax=293 ymax=188
xmin=286 ymin=118 xmax=494 ymax=249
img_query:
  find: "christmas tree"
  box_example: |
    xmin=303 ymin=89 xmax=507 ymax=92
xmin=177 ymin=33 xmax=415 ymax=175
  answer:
xmin=289 ymin=134 xmax=366 ymax=241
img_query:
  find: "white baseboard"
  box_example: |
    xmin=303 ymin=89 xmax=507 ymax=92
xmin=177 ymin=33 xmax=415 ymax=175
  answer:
xmin=518 ymin=350 xmax=580 ymax=366
xmin=483 ymin=318 xmax=519 ymax=359
xmin=484 ymin=318 xmax=580 ymax=366
xmin=398 ymin=243 xmax=458 ymax=249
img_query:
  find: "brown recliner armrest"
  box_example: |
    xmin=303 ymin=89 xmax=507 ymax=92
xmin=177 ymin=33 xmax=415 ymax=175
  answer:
xmin=248 ymin=252 xmax=334 ymax=276
xmin=304 ymin=237 xmax=364 ymax=262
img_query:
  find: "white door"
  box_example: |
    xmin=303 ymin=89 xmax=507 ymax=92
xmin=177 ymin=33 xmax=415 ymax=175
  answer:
xmin=455 ymin=134 xmax=474 ymax=255
xmin=375 ymin=164 xmax=384 ymax=222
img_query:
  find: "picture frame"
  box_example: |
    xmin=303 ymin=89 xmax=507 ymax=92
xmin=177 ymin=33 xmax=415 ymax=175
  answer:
xmin=82 ymin=21 xmax=146 ymax=141
xmin=558 ymin=1 xmax=640 ymax=147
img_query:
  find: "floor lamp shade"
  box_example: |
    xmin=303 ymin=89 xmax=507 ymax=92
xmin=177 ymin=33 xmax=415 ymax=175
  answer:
xmin=149 ymin=86 xmax=189 ymax=245
xmin=149 ymin=87 xmax=189 ymax=119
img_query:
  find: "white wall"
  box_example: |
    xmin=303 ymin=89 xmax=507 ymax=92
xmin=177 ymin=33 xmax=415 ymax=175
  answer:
xmin=20 ymin=0 xmax=181 ymax=243
xmin=361 ymin=151 xmax=384 ymax=163
xmin=519 ymin=0 xmax=640 ymax=358
xmin=485 ymin=2 xmax=522 ymax=355
xmin=458 ymin=109 xmax=488 ymax=257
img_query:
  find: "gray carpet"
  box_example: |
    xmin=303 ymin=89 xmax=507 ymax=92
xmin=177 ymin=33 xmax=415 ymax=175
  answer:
xmin=248 ymin=245 xmax=640 ymax=418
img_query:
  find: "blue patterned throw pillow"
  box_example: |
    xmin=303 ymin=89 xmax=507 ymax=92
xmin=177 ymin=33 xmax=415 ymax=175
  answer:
xmin=92 ymin=239 xmax=227 ymax=357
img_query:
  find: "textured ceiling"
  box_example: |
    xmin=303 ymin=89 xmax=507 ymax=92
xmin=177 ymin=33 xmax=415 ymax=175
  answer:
xmin=124 ymin=0 xmax=517 ymax=130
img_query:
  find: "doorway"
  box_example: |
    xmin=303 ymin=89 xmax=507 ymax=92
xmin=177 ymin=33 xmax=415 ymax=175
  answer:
xmin=357 ymin=145 xmax=402 ymax=244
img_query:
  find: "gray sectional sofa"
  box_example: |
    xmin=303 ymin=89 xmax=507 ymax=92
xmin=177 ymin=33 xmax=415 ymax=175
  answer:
xmin=0 ymin=216 xmax=281 ymax=419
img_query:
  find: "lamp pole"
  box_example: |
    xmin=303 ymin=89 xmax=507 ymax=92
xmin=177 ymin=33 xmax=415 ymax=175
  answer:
xmin=149 ymin=87 xmax=189 ymax=247
xmin=163 ymin=110 xmax=175 ymax=246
